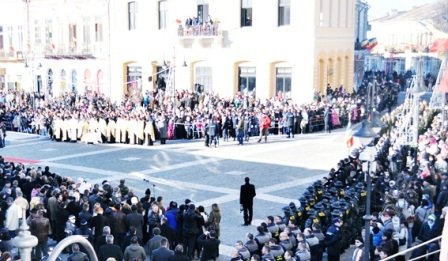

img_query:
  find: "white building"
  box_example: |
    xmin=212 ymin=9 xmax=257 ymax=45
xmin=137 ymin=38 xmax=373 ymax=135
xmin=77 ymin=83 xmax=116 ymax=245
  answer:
xmin=112 ymin=0 xmax=356 ymax=104
xmin=367 ymin=2 xmax=447 ymax=76
xmin=24 ymin=0 xmax=111 ymax=97
xmin=355 ymin=0 xmax=369 ymax=44
xmin=0 ymin=0 xmax=27 ymax=91
xmin=2 ymin=0 xmax=356 ymax=104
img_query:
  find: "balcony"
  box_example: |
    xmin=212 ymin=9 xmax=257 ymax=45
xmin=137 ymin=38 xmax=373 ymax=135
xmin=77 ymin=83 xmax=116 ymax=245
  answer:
xmin=0 ymin=49 xmax=24 ymax=62
xmin=177 ymin=23 xmax=223 ymax=48
xmin=43 ymin=43 xmax=102 ymax=60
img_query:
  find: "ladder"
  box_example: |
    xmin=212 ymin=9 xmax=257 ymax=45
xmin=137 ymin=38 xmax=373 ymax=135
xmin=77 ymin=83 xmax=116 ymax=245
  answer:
xmin=429 ymin=55 xmax=447 ymax=109
xmin=395 ymin=59 xmax=425 ymax=146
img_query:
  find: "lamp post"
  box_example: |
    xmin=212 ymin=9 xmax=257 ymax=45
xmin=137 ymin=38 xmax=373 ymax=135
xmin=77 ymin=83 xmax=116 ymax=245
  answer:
xmin=354 ymin=128 xmax=377 ymax=261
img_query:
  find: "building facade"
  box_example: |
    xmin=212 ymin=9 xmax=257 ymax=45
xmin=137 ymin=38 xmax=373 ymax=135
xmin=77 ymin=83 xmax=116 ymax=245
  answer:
xmin=0 ymin=0 xmax=27 ymax=91
xmin=367 ymin=2 xmax=447 ymax=78
xmin=114 ymin=0 xmax=355 ymax=104
xmin=2 ymin=0 xmax=356 ymax=104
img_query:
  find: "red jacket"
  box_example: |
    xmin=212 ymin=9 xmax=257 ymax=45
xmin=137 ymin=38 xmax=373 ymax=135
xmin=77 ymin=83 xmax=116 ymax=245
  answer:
xmin=260 ymin=114 xmax=271 ymax=129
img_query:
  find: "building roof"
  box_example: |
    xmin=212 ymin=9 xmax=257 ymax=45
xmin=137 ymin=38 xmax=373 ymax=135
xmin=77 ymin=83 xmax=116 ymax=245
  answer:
xmin=371 ymin=2 xmax=444 ymax=25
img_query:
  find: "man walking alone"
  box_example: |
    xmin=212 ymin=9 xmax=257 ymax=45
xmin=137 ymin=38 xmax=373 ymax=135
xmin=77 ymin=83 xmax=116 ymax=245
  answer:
xmin=240 ymin=177 xmax=256 ymax=226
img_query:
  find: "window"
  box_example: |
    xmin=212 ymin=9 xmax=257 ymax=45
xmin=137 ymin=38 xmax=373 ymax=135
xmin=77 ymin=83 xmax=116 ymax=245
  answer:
xmin=83 ymin=18 xmax=90 ymax=46
xmin=195 ymin=66 xmax=212 ymax=93
xmin=95 ymin=20 xmax=103 ymax=42
xmin=127 ymin=64 xmax=142 ymax=103
xmin=45 ymin=20 xmax=52 ymax=47
xmin=128 ymin=1 xmax=137 ymax=30
xmin=0 ymin=26 xmax=3 ymax=49
xmin=17 ymin=26 xmax=23 ymax=50
xmin=238 ymin=66 xmax=256 ymax=94
xmin=47 ymin=69 xmax=53 ymax=97
xmin=60 ymin=69 xmax=67 ymax=94
xmin=276 ymin=67 xmax=292 ymax=98
xmin=197 ymin=0 xmax=209 ymax=25
xmin=241 ymin=0 xmax=252 ymax=27
xmin=34 ymin=20 xmax=41 ymax=44
xmin=158 ymin=1 xmax=167 ymax=30
xmin=278 ymin=0 xmax=290 ymax=26
xmin=71 ymin=70 xmax=77 ymax=92
xmin=69 ymin=24 xmax=77 ymax=50
xmin=7 ymin=26 xmax=13 ymax=49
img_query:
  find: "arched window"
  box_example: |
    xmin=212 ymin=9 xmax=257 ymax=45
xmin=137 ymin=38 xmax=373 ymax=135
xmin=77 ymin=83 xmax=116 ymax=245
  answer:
xmin=60 ymin=69 xmax=66 ymax=95
xmin=238 ymin=63 xmax=256 ymax=95
xmin=47 ymin=69 xmax=53 ymax=97
xmin=71 ymin=70 xmax=77 ymax=92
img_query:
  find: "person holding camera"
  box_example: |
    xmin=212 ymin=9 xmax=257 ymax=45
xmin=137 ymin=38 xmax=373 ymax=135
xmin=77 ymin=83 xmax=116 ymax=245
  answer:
xmin=197 ymin=230 xmax=220 ymax=261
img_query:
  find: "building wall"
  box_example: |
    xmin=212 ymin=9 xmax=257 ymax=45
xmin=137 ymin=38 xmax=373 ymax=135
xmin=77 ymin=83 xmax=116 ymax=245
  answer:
xmin=1 ymin=0 xmax=356 ymax=105
xmin=0 ymin=0 xmax=27 ymax=91
xmin=112 ymin=0 xmax=355 ymax=105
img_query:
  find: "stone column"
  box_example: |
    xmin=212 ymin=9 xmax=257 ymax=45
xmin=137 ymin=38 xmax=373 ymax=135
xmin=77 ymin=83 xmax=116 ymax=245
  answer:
xmin=12 ymin=209 xmax=38 ymax=261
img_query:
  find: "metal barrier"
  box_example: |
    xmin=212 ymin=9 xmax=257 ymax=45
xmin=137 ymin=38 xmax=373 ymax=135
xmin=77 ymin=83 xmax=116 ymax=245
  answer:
xmin=47 ymin=235 xmax=98 ymax=261
xmin=380 ymin=235 xmax=442 ymax=261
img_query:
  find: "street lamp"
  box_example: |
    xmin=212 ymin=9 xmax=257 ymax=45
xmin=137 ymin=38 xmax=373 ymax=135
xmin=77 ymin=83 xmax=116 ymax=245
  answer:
xmin=355 ymin=132 xmax=377 ymax=261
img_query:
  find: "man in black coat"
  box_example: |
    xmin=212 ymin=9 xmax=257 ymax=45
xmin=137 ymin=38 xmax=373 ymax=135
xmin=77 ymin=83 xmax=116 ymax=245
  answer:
xmin=240 ymin=177 xmax=256 ymax=226
xmin=97 ymin=235 xmax=123 ymax=261
xmin=197 ymin=230 xmax=220 ymax=261
xmin=152 ymin=238 xmax=174 ymax=261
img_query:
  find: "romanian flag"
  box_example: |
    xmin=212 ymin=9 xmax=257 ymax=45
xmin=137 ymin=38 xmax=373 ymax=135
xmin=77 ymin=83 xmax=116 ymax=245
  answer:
xmin=436 ymin=66 xmax=448 ymax=94
xmin=429 ymin=38 xmax=448 ymax=52
xmin=366 ymin=38 xmax=378 ymax=51
xmin=345 ymin=122 xmax=354 ymax=148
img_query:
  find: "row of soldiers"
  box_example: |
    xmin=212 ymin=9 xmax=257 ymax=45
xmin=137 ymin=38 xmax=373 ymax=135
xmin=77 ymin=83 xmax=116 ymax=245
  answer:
xmin=50 ymin=113 xmax=167 ymax=145
xmin=279 ymin=152 xmax=369 ymax=256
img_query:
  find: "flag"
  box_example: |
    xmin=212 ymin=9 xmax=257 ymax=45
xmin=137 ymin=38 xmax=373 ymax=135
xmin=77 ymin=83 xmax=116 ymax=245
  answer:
xmin=429 ymin=38 xmax=448 ymax=52
xmin=436 ymin=66 xmax=448 ymax=93
xmin=345 ymin=123 xmax=354 ymax=149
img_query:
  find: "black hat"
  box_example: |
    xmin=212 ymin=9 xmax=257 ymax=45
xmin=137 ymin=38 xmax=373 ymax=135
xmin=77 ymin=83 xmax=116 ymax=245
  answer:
xmin=145 ymin=188 xmax=151 ymax=195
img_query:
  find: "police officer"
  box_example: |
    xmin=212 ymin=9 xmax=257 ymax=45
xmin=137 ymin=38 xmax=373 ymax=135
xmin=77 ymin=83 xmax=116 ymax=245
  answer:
xmin=324 ymin=217 xmax=342 ymax=261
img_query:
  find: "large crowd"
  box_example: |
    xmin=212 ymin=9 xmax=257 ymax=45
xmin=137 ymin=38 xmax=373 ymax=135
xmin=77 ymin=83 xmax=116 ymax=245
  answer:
xmin=0 ymin=71 xmax=399 ymax=148
xmin=1 ymin=70 xmax=445 ymax=261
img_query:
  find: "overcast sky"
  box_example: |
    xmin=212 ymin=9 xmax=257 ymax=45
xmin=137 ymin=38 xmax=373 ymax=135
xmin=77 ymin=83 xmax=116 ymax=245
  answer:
xmin=367 ymin=0 xmax=437 ymax=19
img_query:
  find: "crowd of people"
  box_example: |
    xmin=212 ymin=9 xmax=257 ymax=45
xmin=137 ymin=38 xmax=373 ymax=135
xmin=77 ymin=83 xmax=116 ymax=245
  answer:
xmin=1 ymin=70 xmax=441 ymax=261
xmin=0 ymin=71 xmax=399 ymax=149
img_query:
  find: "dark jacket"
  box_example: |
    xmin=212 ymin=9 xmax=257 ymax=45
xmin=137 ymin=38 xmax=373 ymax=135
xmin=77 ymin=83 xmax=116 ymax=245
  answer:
xmin=197 ymin=234 xmax=220 ymax=261
xmin=124 ymin=243 xmax=146 ymax=261
xmin=152 ymin=246 xmax=174 ymax=261
xmin=167 ymin=253 xmax=190 ymax=261
xmin=30 ymin=216 xmax=51 ymax=243
xmin=240 ymin=183 xmax=256 ymax=206
xmin=182 ymin=209 xmax=201 ymax=235
xmin=67 ymin=251 xmax=89 ymax=261
xmin=324 ymin=225 xmax=340 ymax=256
xmin=126 ymin=212 xmax=144 ymax=240
xmin=97 ymin=244 xmax=123 ymax=261
xmin=145 ymin=234 xmax=167 ymax=257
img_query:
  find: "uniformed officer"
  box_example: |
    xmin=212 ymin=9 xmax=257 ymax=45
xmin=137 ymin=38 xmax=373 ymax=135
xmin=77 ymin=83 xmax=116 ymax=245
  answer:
xmin=324 ymin=217 xmax=342 ymax=261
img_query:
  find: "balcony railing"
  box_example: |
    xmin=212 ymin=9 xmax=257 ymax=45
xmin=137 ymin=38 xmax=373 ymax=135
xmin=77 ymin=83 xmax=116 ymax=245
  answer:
xmin=177 ymin=24 xmax=221 ymax=38
xmin=0 ymin=49 xmax=24 ymax=61
xmin=43 ymin=43 xmax=103 ymax=59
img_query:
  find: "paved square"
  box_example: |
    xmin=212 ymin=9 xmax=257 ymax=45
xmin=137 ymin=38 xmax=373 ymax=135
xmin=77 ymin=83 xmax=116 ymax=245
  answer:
xmin=2 ymin=130 xmax=349 ymax=256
